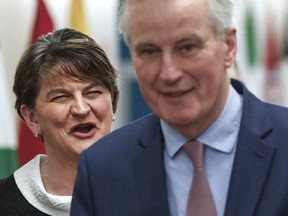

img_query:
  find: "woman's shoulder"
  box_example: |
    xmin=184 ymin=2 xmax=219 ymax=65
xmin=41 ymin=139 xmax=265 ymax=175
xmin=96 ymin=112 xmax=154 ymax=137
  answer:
xmin=0 ymin=174 xmax=17 ymax=194
xmin=0 ymin=174 xmax=49 ymax=216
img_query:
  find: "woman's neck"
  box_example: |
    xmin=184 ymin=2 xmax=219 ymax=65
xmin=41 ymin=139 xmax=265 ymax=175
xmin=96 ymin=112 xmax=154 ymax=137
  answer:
xmin=40 ymin=156 xmax=77 ymax=196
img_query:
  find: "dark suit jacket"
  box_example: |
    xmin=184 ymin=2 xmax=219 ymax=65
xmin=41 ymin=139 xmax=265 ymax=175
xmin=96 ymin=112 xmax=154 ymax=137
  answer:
xmin=71 ymin=79 xmax=288 ymax=216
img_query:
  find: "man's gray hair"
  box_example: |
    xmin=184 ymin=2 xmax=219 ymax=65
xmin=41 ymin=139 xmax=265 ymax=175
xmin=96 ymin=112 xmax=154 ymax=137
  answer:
xmin=118 ymin=0 xmax=235 ymax=46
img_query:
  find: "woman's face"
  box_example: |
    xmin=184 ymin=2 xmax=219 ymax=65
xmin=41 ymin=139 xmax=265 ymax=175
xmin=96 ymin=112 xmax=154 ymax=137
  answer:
xmin=21 ymin=70 xmax=114 ymax=162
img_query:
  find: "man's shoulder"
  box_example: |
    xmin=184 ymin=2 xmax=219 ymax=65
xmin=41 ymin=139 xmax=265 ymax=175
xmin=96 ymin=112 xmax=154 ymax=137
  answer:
xmin=264 ymin=101 xmax=288 ymax=125
xmin=84 ymin=113 xmax=161 ymax=154
xmin=109 ymin=113 xmax=160 ymax=138
xmin=233 ymin=79 xmax=288 ymax=119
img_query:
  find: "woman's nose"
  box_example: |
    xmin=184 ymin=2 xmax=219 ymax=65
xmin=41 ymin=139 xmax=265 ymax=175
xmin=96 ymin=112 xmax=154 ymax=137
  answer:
xmin=71 ymin=98 xmax=91 ymax=117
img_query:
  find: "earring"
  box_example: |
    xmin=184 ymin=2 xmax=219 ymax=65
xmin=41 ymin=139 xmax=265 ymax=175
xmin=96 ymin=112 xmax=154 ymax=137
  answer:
xmin=112 ymin=115 xmax=116 ymax=122
xmin=34 ymin=132 xmax=39 ymax=138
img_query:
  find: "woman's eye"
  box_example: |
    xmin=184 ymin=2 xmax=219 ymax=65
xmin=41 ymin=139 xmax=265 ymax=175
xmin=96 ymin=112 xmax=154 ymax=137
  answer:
xmin=86 ymin=90 xmax=101 ymax=97
xmin=88 ymin=91 xmax=100 ymax=94
xmin=51 ymin=95 xmax=69 ymax=102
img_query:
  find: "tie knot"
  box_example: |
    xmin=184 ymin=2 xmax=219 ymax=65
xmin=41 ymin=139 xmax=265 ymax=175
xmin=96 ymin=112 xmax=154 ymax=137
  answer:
xmin=183 ymin=140 xmax=204 ymax=169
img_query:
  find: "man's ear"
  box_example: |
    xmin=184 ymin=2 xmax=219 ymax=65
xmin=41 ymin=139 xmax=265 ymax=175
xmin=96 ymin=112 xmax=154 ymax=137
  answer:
xmin=224 ymin=28 xmax=237 ymax=68
xmin=20 ymin=104 xmax=41 ymax=135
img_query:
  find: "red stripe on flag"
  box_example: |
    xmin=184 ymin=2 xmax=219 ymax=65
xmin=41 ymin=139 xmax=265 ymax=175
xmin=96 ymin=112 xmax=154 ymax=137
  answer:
xmin=265 ymin=21 xmax=279 ymax=71
xmin=263 ymin=13 xmax=282 ymax=105
xmin=18 ymin=0 xmax=54 ymax=166
xmin=31 ymin=0 xmax=54 ymax=43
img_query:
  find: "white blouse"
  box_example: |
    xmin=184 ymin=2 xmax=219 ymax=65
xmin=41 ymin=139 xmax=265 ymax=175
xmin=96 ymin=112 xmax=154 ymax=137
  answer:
xmin=14 ymin=154 xmax=72 ymax=216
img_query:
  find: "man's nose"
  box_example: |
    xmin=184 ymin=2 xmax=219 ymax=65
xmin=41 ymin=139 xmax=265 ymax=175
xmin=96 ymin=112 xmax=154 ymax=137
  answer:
xmin=159 ymin=53 xmax=183 ymax=83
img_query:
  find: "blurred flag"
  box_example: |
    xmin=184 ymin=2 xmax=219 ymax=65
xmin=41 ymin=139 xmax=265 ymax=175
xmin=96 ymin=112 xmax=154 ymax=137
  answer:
xmin=69 ymin=0 xmax=89 ymax=34
xmin=263 ymin=12 xmax=283 ymax=104
xmin=18 ymin=0 xmax=54 ymax=166
xmin=245 ymin=6 xmax=257 ymax=67
xmin=0 ymin=45 xmax=18 ymax=178
xmin=283 ymin=6 xmax=288 ymax=58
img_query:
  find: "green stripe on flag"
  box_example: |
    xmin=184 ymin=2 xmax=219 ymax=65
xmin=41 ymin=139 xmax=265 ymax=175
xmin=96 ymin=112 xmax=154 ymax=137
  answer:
xmin=0 ymin=44 xmax=18 ymax=178
xmin=245 ymin=7 xmax=257 ymax=67
xmin=0 ymin=148 xmax=18 ymax=178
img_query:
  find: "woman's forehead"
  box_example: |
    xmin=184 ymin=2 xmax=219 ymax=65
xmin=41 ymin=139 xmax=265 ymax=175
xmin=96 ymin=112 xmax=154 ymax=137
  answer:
xmin=40 ymin=64 xmax=87 ymax=80
xmin=41 ymin=73 xmax=97 ymax=87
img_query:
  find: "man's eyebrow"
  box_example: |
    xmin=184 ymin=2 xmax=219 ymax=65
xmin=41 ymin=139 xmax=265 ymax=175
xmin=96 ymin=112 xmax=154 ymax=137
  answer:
xmin=134 ymin=42 xmax=156 ymax=51
xmin=175 ymin=35 xmax=201 ymax=44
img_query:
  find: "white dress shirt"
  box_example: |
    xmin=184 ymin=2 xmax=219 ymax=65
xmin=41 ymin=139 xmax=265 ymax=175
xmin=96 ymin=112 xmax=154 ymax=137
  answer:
xmin=161 ymin=85 xmax=243 ymax=216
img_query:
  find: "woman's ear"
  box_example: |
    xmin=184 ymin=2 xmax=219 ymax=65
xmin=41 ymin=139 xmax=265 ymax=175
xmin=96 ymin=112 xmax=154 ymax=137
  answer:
xmin=224 ymin=28 xmax=237 ymax=68
xmin=20 ymin=104 xmax=41 ymax=135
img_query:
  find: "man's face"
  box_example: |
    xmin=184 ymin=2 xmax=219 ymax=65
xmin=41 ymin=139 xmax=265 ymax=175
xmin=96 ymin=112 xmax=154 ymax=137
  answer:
xmin=128 ymin=0 xmax=236 ymax=138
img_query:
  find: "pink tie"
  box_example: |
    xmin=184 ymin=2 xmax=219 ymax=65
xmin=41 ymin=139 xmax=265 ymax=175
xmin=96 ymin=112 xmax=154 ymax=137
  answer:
xmin=183 ymin=140 xmax=217 ymax=216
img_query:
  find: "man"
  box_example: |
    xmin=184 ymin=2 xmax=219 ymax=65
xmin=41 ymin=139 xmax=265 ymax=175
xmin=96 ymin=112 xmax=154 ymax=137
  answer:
xmin=71 ymin=0 xmax=288 ymax=215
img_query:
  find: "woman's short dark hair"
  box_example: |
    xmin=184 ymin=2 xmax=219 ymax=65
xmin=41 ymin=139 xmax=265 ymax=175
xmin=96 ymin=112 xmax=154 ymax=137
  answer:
xmin=13 ymin=28 xmax=119 ymax=119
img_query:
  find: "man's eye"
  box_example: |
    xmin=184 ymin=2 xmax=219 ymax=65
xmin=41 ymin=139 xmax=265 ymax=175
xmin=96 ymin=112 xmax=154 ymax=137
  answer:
xmin=142 ymin=49 xmax=156 ymax=55
xmin=181 ymin=44 xmax=195 ymax=52
xmin=177 ymin=43 xmax=199 ymax=57
xmin=139 ymin=48 xmax=159 ymax=57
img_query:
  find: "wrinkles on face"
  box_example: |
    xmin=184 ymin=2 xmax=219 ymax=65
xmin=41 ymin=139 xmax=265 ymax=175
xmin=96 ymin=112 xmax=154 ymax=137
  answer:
xmin=129 ymin=0 xmax=234 ymax=137
xmin=33 ymin=75 xmax=114 ymax=159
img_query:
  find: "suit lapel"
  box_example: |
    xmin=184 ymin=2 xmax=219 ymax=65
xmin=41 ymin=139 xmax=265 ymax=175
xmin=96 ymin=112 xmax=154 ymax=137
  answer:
xmin=131 ymin=81 xmax=276 ymax=216
xmin=224 ymin=128 xmax=275 ymax=216
xmin=225 ymin=80 xmax=276 ymax=216
xmin=133 ymin=116 xmax=170 ymax=216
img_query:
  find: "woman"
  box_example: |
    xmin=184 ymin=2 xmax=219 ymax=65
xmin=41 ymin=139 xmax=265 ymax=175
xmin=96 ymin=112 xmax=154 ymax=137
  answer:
xmin=0 ymin=28 xmax=119 ymax=215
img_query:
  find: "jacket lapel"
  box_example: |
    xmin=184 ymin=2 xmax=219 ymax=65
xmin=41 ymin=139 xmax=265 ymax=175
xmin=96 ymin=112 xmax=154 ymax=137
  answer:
xmin=225 ymin=80 xmax=276 ymax=216
xmin=133 ymin=115 xmax=171 ymax=216
xmin=224 ymin=129 xmax=275 ymax=216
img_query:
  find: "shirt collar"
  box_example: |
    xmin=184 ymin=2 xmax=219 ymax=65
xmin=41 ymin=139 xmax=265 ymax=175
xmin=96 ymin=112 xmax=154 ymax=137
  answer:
xmin=161 ymin=85 xmax=243 ymax=158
